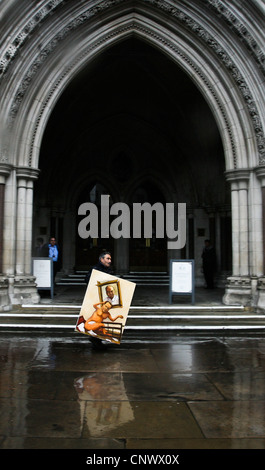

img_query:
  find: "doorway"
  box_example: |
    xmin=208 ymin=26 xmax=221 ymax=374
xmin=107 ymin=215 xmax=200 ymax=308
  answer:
xmin=129 ymin=181 xmax=167 ymax=271
xmin=75 ymin=183 xmax=114 ymax=270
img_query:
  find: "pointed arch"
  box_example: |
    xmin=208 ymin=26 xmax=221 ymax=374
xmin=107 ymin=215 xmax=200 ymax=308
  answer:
xmin=0 ymin=2 xmax=262 ymax=173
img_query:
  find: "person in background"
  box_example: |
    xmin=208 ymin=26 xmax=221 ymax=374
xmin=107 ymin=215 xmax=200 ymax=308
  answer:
xmin=34 ymin=237 xmax=48 ymax=257
xmin=46 ymin=237 xmax=61 ymax=281
xmin=201 ymin=239 xmax=217 ymax=289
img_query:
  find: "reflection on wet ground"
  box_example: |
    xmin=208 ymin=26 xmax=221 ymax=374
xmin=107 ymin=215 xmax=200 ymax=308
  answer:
xmin=1 ymin=333 xmax=265 ymax=449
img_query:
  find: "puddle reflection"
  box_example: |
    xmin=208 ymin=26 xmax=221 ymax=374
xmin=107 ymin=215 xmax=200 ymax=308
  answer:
xmin=74 ymin=373 xmax=134 ymax=436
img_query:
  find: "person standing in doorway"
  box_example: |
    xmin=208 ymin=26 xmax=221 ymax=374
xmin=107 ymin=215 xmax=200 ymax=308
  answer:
xmin=47 ymin=237 xmax=60 ymax=281
xmin=202 ymin=239 xmax=216 ymax=289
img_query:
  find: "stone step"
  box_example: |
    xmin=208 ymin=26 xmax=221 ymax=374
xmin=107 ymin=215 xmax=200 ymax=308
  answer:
xmin=56 ymin=271 xmax=170 ymax=286
xmin=0 ymin=304 xmax=264 ymax=333
xmin=5 ymin=303 xmax=250 ymax=314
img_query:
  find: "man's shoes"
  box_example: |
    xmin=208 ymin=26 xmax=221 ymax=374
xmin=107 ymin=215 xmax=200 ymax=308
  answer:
xmin=89 ymin=336 xmax=107 ymax=350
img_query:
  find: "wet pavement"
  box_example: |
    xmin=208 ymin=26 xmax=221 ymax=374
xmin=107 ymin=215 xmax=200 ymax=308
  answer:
xmin=1 ymin=331 xmax=265 ymax=453
xmin=1 ymin=284 xmax=265 ymax=461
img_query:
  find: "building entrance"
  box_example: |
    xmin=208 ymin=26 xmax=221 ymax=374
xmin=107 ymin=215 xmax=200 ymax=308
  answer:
xmin=1 ymin=1 xmax=264 ymax=309
xmin=34 ymin=37 xmax=230 ymax=282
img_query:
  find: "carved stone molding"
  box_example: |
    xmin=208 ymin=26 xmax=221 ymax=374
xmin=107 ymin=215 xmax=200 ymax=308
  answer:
xmin=2 ymin=1 xmax=264 ymax=79
xmin=16 ymin=166 xmax=40 ymax=181
xmin=225 ymin=169 xmax=250 ymax=184
xmin=0 ymin=163 xmax=12 ymax=180
xmin=144 ymin=0 xmax=265 ymax=164
xmin=25 ymin=19 xmax=235 ymax=169
xmin=203 ymin=0 xmax=265 ymax=73
xmin=255 ymin=165 xmax=265 ymax=187
xmin=0 ymin=0 xmax=64 ymax=78
xmin=1 ymin=0 xmax=265 ymax=166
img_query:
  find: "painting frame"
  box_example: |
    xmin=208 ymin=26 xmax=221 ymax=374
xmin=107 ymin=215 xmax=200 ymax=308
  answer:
xmin=97 ymin=279 xmax=122 ymax=308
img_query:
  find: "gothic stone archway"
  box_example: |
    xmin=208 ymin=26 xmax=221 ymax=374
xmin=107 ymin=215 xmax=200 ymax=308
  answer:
xmin=0 ymin=1 xmax=264 ymax=308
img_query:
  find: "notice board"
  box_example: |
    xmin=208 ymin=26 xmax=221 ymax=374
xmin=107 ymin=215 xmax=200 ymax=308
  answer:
xmin=169 ymin=259 xmax=195 ymax=304
xmin=32 ymin=257 xmax=53 ymax=298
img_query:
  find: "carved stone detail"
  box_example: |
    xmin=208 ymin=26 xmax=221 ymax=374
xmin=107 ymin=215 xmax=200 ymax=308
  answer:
xmin=203 ymin=0 xmax=265 ymax=72
xmin=2 ymin=0 xmax=265 ymax=166
xmin=0 ymin=0 xmax=64 ymax=78
xmin=26 ymin=20 xmax=234 ymax=168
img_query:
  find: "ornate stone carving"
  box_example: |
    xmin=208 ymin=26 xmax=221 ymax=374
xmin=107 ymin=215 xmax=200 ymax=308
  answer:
xmin=144 ymin=0 xmax=265 ymax=163
xmin=2 ymin=0 xmax=265 ymax=166
xmin=204 ymin=0 xmax=265 ymax=72
xmin=0 ymin=0 xmax=64 ymax=78
xmin=26 ymin=19 xmax=233 ymax=168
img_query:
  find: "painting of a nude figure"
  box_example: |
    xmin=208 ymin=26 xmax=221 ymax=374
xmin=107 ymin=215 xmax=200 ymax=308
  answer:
xmin=75 ymin=269 xmax=135 ymax=344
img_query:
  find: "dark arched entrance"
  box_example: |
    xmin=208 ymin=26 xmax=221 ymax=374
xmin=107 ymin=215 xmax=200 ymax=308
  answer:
xmin=35 ymin=37 xmax=230 ymax=280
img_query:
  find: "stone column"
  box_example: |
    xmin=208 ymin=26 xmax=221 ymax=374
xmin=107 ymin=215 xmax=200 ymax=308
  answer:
xmin=0 ymin=163 xmax=12 ymax=310
xmin=223 ymin=170 xmax=252 ymax=305
xmin=16 ymin=177 xmax=27 ymax=275
xmin=12 ymin=167 xmax=40 ymax=305
xmin=114 ymin=237 xmax=129 ymax=274
xmin=0 ymin=183 xmax=5 ymax=273
xmin=238 ymin=178 xmax=249 ymax=276
xmin=255 ymin=166 xmax=265 ymax=309
xmin=255 ymin=167 xmax=265 ymax=271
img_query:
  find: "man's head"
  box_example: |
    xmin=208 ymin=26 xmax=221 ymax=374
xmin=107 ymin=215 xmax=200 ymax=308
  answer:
xmin=99 ymin=252 xmax=112 ymax=268
xmin=106 ymin=285 xmax=114 ymax=299
xmin=50 ymin=237 xmax=56 ymax=246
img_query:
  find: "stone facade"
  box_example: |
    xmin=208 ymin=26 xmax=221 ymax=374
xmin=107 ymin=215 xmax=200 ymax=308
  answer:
xmin=0 ymin=0 xmax=265 ymax=309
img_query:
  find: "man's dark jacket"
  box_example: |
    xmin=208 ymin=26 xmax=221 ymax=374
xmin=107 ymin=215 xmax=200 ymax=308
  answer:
xmin=85 ymin=261 xmax=113 ymax=285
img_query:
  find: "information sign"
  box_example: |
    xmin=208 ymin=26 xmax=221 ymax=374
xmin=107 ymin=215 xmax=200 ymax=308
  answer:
xmin=32 ymin=257 xmax=53 ymax=298
xmin=169 ymin=259 xmax=195 ymax=304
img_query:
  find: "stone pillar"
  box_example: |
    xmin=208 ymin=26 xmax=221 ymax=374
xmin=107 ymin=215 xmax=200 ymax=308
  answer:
xmin=254 ymin=166 xmax=265 ymax=309
xmin=223 ymin=170 xmax=252 ymax=305
xmin=12 ymin=167 xmax=40 ymax=305
xmin=16 ymin=177 xmax=27 ymax=275
xmin=0 ymin=163 xmax=12 ymax=310
xmin=0 ymin=183 xmax=5 ymax=273
xmin=238 ymin=178 xmax=249 ymax=275
xmin=114 ymin=237 xmax=129 ymax=274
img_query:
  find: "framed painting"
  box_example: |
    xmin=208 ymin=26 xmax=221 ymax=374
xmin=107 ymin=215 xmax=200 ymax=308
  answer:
xmin=75 ymin=269 xmax=135 ymax=344
xmin=97 ymin=279 xmax=122 ymax=308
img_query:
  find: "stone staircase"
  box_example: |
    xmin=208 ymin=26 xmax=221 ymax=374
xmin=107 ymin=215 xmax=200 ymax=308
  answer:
xmin=1 ymin=272 xmax=264 ymax=336
xmin=0 ymin=303 xmax=265 ymax=336
xmin=56 ymin=271 xmax=170 ymax=286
